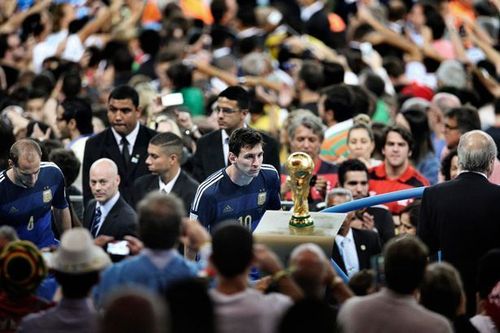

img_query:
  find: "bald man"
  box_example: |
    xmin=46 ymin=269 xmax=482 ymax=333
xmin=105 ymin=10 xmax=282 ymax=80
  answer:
xmin=419 ymin=130 xmax=500 ymax=315
xmin=83 ymin=158 xmax=137 ymax=240
xmin=0 ymin=139 xmax=71 ymax=248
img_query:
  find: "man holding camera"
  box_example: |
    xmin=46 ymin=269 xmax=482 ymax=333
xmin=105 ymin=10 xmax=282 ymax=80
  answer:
xmin=83 ymin=158 xmax=137 ymax=242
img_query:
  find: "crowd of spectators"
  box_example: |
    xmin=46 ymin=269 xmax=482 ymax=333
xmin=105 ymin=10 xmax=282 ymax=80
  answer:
xmin=0 ymin=0 xmax=500 ymax=332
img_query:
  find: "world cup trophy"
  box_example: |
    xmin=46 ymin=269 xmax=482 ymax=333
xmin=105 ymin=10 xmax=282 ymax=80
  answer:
xmin=286 ymin=152 xmax=315 ymax=228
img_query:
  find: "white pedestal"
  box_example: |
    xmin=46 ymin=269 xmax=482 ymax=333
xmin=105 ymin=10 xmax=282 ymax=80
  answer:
xmin=254 ymin=210 xmax=346 ymax=264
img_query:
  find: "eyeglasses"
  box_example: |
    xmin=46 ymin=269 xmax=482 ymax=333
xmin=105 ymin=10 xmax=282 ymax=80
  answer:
xmin=444 ymin=123 xmax=459 ymax=130
xmin=216 ymin=107 xmax=239 ymax=114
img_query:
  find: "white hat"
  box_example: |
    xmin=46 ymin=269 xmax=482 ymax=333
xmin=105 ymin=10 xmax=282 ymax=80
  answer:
xmin=49 ymin=228 xmax=111 ymax=274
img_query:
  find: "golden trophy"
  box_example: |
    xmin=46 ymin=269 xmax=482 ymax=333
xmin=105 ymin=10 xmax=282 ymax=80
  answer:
xmin=286 ymin=152 xmax=314 ymax=228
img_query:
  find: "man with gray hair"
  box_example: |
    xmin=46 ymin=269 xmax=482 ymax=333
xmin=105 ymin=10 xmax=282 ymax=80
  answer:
xmin=281 ymin=113 xmax=338 ymax=210
xmin=418 ymin=130 xmax=500 ymax=315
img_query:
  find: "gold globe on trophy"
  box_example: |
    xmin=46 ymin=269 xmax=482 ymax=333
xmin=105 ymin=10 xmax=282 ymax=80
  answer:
xmin=285 ymin=152 xmax=315 ymax=228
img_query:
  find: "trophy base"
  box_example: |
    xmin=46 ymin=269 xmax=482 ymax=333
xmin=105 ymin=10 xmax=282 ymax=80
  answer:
xmin=254 ymin=210 xmax=346 ymax=264
xmin=289 ymin=215 xmax=314 ymax=228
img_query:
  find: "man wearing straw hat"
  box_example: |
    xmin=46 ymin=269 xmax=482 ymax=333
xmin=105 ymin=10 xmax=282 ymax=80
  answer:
xmin=19 ymin=228 xmax=111 ymax=332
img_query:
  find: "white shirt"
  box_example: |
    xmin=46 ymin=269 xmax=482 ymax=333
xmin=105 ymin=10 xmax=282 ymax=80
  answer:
xmin=94 ymin=192 xmax=120 ymax=235
xmin=300 ymin=1 xmax=324 ymax=21
xmin=158 ymin=168 xmax=181 ymax=194
xmin=111 ymin=122 xmax=140 ymax=157
xmin=335 ymin=228 xmax=360 ymax=278
xmin=210 ymin=288 xmax=292 ymax=333
xmin=222 ymin=130 xmax=230 ymax=166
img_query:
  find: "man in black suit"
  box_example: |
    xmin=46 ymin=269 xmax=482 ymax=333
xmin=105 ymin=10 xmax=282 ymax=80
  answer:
xmin=332 ymin=209 xmax=381 ymax=278
xmin=418 ymin=130 xmax=500 ymax=315
xmin=191 ymin=86 xmax=280 ymax=182
xmin=131 ymin=132 xmax=199 ymax=215
xmin=82 ymin=85 xmax=156 ymax=205
xmin=84 ymin=158 xmax=137 ymax=240
xmin=337 ymin=159 xmax=395 ymax=245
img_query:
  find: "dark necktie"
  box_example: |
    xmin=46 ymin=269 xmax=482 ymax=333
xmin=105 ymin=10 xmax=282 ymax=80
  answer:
xmin=121 ymin=137 xmax=130 ymax=170
xmin=91 ymin=206 xmax=102 ymax=237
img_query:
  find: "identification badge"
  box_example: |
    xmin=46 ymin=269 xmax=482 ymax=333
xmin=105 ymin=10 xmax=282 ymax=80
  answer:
xmin=43 ymin=189 xmax=52 ymax=203
xmin=131 ymin=155 xmax=139 ymax=164
xmin=257 ymin=192 xmax=267 ymax=206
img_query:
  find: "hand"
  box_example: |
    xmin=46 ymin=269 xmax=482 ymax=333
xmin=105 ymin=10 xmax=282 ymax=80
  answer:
xmin=30 ymin=123 xmax=51 ymax=141
xmin=180 ymin=218 xmax=210 ymax=252
xmin=361 ymin=212 xmax=375 ymax=230
xmin=253 ymin=244 xmax=283 ymax=274
xmin=124 ymin=235 xmax=144 ymax=255
xmin=177 ymin=111 xmax=194 ymax=130
xmin=314 ymin=176 xmax=328 ymax=196
xmin=254 ymin=276 xmax=273 ymax=292
xmin=94 ymin=235 xmax=114 ymax=247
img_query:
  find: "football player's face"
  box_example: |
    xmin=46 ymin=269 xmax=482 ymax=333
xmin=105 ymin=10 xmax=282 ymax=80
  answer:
xmin=231 ymin=144 xmax=263 ymax=178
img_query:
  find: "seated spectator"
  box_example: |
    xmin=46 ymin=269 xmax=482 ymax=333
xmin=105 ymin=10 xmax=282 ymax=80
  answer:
xmin=348 ymin=269 xmax=377 ymax=296
xmin=281 ymin=113 xmax=338 ymax=211
xmin=395 ymin=108 xmax=440 ymax=185
xmin=398 ymin=200 xmax=420 ymax=236
xmin=18 ymin=228 xmax=111 ymax=333
xmin=99 ymin=289 xmax=167 ymax=333
xmin=346 ymin=123 xmax=382 ymax=169
xmin=289 ymin=243 xmax=353 ymax=304
xmin=471 ymin=249 xmax=500 ymax=333
xmin=165 ymin=278 xmax=215 ymax=333
xmin=368 ymin=126 xmax=429 ymax=214
xmin=440 ymin=148 xmax=459 ymax=182
xmin=93 ymin=193 xmax=209 ymax=307
xmin=279 ymin=298 xmax=337 ymax=333
xmin=209 ymin=222 xmax=301 ymax=333
xmin=337 ymin=236 xmax=453 ymax=333
xmin=0 ymin=241 xmax=54 ymax=333
xmin=420 ymin=262 xmax=477 ymax=333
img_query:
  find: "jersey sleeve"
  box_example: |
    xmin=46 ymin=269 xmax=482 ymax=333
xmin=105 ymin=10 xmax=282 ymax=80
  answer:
xmin=50 ymin=165 xmax=69 ymax=209
xmin=190 ymin=191 xmax=215 ymax=230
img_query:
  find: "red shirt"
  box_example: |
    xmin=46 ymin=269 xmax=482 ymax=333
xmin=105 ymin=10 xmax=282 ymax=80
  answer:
xmin=369 ymin=163 xmax=429 ymax=214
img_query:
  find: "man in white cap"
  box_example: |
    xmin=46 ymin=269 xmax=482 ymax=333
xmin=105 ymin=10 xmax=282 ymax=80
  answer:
xmin=18 ymin=228 xmax=111 ymax=333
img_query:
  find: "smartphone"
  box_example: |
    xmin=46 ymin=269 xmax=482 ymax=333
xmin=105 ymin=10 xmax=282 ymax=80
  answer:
xmin=371 ymin=255 xmax=385 ymax=286
xmin=106 ymin=241 xmax=130 ymax=256
xmin=161 ymin=93 xmax=184 ymax=107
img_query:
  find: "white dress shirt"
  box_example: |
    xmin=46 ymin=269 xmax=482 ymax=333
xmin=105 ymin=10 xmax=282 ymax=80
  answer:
xmin=335 ymin=228 xmax=360 ymax=278
xmin=158 ymin=169 xmax=181 ymax=194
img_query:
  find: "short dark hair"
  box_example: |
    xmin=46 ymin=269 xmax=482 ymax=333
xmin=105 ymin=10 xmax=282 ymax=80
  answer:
xmin=62 ymin=73 xmax=82 ymax=99
xmin=420 ymin=262 xmax=463 ymax=320
xmin=322 ymin=84 xmax=356 ymax=123
xmin=49 ymin=148 xmax=80 ymax=186
xmin=55 ymin=271 xmax=100 ymax=299
xmin=137 ymin=193 xmax=184 ymax=250
xmin=338 ymin=159 xmax=368 ymax=187
xmin=228 ymin=128 xmax=263 ymax=156
xmin=139 ymin=29 xmax=161 ymax=56
xmin=166 ymin=62 xmax=193 ymax=90
xmin=400 ymin=199 xmax=421 ymax=228
xmin=61 ymin=97 xmax=93 ymax=135
xmin=384 ymin=236 xmax=428 ymax=294
xmin=108 ymin=85 xmax=139 ymax=108
xmin=445 ymin=106 xmax=481 ymax=134
xmin=149 ymin=132 xmax=184 ymax=159
xmin=218 ymin=86 xmax=250 ymax=110
xmin=9 ymin=139 xmax=42 ymax=166
xmin=299 ymin=61 xmax=324 ymax=91
xmin=440 ymin=148 xmax=458 ymax=181
xmin=383 ymin=125 xmax=414 ymax=152
xmin=477 ymin=248 xmax=500 ymax=299
xmin=211 ymin=222 xmax=253 ymax=278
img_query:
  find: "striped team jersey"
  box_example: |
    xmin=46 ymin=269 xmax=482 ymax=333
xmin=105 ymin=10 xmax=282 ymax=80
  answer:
xmin=190 ymin=164 xmax=281 ymax=231
xmin=0 ymin=162 xmax=68 ymax=248
xmin=369 ymin=163 xmax=429 ymax=214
